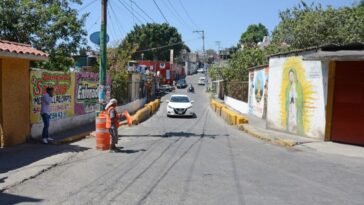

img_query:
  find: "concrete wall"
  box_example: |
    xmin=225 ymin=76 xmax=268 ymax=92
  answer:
xmin=224 ymin=95 xmax=249 ymax=114
xmin=267 ymin=56 xmax=326 ymax=140
xmin=31 ymin=98 xmax=147 ymax=138
xmin=0 ymin=57 xmax=30 ymax=146
xmin=248 ymin=67 xmax=269 ymax=118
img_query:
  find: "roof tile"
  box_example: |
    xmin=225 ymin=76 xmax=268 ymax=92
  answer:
xmin=0 ymin=40 xmax=48 ymax=58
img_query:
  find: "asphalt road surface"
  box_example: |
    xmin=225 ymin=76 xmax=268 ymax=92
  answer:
xmin=2 ymin=74 xmax=364 ymax=205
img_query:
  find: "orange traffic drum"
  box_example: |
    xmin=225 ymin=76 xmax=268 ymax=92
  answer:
xmin=96 ymin=112 xmax=110 ymax=150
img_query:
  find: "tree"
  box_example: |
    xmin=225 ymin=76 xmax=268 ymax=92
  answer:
xmin=206 ymin=49 xmax=217 ymax=56
xmin=272 ymin=1 xmax=364 ymax=49
xmin=122 ymin=23 xmax=188 ymax=61
xmin=240 ymin=24 xmax=269 ymax=46
xmin=0 ymin=0 xmax=87 ymax=71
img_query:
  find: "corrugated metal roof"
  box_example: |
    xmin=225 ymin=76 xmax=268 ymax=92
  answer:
xmin=268 ymin=42 xmax=364 ymax=59
xmin=0 ymin=40 xmax=48 ymax=60
xmin=303 ymin=50 xmax=364 ymax=61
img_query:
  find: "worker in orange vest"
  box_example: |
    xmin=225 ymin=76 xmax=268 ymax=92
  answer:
xmin=105 ymin=99 xmax=121 ymax=152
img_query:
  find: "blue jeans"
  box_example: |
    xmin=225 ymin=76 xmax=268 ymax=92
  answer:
xmin=41 ymin=114 xmax=50 ymax=139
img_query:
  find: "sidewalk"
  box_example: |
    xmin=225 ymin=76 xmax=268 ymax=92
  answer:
xmin=239 ymin=115 xmax=318 ymax=147
xmin=51 ymin=122 xmax=94 ymax=144
xmin=0 ymin=124 xmax=96 ymax=191
xmin=239 ymin=114 xmax=364 ymax=159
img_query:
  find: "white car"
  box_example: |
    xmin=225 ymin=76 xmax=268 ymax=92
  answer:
xmin=198 ymin=77 xmax=206 ymax=85
xmin=166 ymin=95 xmax=194 ymax=117
xmin=197 ymin=68 xmax=204 ymax=73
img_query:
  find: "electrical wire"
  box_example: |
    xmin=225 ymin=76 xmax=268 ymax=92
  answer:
xmin=107 ymin=2 xmax=120 ymax=41
xmin=78 ymin=0 xmax=98 ymax=12
xmin=152 ymin=0 xmax=169 ymax=23
xmin=117 ymin=0 xmax=146 ymax=24
xmin=109 ymin=1 xmax=127 ymax=34
xmin=130 ymin=0 xmax=155 ymax=22
xmin=134 ymin=38 xmax=199 ymax=53
xmin=87 ymin=19 xmax=98 ymax=33
xmin=164 ymin=0 xmax=193 ymax=30
xmin=178 ymin=0 xmax=199 ymax=29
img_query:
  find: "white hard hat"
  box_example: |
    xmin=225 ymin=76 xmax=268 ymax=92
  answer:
xmin=105 ymin=99 xmax=117 ymax=110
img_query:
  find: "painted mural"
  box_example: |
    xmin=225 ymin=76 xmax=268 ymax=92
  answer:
xmin=75 ymin=72 xmax=99 ymax=115
xmin=31 ymin=70 xmax=111 ymax=123
xmin=254 ymin=71 xmax=264 ymax=103
xmin=280 ymin=57 xmax=315 ymax=135
xmin=267 ymin=56 xmax=326 ymax=139
xmin=30 ymin=70 xmax=75 ymax=123
xmin=248 ymin=72 xmax=255 ymax=114
xmin=248 ymin=67 xmax=269 ymax=118
xmin=75 ymin=72 xmax=111 ymax=115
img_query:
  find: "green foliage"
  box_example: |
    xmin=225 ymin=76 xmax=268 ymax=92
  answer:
xmin=108 ymin=40 xmax=139 ymax=104
xmin=108 ymin=40 xmax=139 ymax=74
xmin=122 ymin=23 xmax=187 ymax=61
xmin=272 ymin=1 xmax=364 ymax=48
xmin=206 ymin=49 xmax=217 ymax=56
xmin=208 ymin=64 xmax=221 ymax=81
xmin=0 ymin=0 xmax=87 ymax=71
xmin=225 ymin=47 xmax=265 ymax=81
xmin=218 ymin=44 xmax=290 ymax=82
xmin=111 ymin=70 xmax=129 ymax=105
xmin=240 ymin=23 xmax=268 ymax=46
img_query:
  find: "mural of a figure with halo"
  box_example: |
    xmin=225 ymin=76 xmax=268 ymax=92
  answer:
xmin=280 ymin=57 xmax=315 ymax=135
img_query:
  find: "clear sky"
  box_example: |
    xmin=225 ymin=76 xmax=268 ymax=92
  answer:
xmin=75 ymin=0 xmax=358 ymax=52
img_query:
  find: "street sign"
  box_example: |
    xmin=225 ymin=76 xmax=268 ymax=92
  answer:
xmin=90 ymin=31 xmax=110 ymax=45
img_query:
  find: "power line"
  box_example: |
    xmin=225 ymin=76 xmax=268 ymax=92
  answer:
xmin=178 ymin=0 xmax=198 ymax=29
xmin=78 ymin=0 xmax=98 ymax=12
xmin=107 ymin=2 xmax=120 ymax=41
xmin=164 ymin=0 xmax=193 ymax=30
xmin=130 ymin=0 xmax=155 ymax=22
xmin=109 ymin=2 xmax=127 ymax=34
xmin=152 ymin=0 xmax=169 ymax=23
xmin=116 ymin=0 xmax=146 ymax=24
xmin=134 ymin=38 xmax=199 ymax=53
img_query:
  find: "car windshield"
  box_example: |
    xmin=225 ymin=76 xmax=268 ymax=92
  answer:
xmin=177 ymin=79 xmax=186 ymax=84
xmin=170 ymin=96 xmax=189 ymax=103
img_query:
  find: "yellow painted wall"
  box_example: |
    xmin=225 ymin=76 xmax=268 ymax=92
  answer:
xmin=0 ymin=57 xmax=30 ymax=146
xmin=0 ymin=59 xmax=3 ymax=147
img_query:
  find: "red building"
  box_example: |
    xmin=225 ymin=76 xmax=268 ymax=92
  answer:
xmin=138 ymin=60 xmax=174 ymax=85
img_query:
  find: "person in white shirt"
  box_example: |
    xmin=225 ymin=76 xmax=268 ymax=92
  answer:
xmin=41 ymin=87 xmax=54 ymax=144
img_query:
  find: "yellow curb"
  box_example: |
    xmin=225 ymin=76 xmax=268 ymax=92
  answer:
xmin=210 ymin=99 xmax=248 ymax=125
xmin=54 ymin=131 xmax=91 ymax=144
xmin=239 ymin=125 xmax=295 ymax=148
xmin=60 ymin=100 xmax=161 ymax=144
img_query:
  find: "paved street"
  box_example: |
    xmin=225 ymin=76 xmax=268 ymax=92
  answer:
xmin=2 ymin=74 xmax=364 ymax=205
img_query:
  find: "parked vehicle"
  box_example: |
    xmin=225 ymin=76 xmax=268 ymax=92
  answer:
xmin=198 ymin=77 xmax=206 ymax=85
xmin=159 ymin=84 xmax=173 ymax=92
xmin=166 ymin=94 xmax=194 ymax=117
xmin=176 ymin=79 xmax=187 ymax=89
xmin=197 ymin=68 xmax=204 ymax=73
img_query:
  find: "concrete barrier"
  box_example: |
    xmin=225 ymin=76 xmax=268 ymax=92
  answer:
xmin=131 ymin=99 xmax=160 ymax=124
xmin=31 ymin=98 xmax=147 ymax=138
xmin=210 ymin=99 xmax=248 ymax=125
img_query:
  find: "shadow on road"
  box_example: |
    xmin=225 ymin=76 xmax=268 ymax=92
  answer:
xmin=119 ymin=149 xmax=146 ymax=154
xmin=0 ymin=192 xmax=42 ymax=205
xmin=0 ymin=144 xmax=89 ymax=175
xmin=119 ymin=131 xmax=216 ymax=139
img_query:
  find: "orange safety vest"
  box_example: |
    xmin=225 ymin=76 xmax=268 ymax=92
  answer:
xmin=105 ymin=107 xmax=120 ymax=129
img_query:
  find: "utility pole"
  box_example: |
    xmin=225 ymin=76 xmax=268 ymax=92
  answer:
xmin=215 ymin=41 xmax=222 ymax=80
xmin=99 ymin=0 xmax=107 ymax=111
xmin=193 ymin=30 xmax=207 ymax=91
